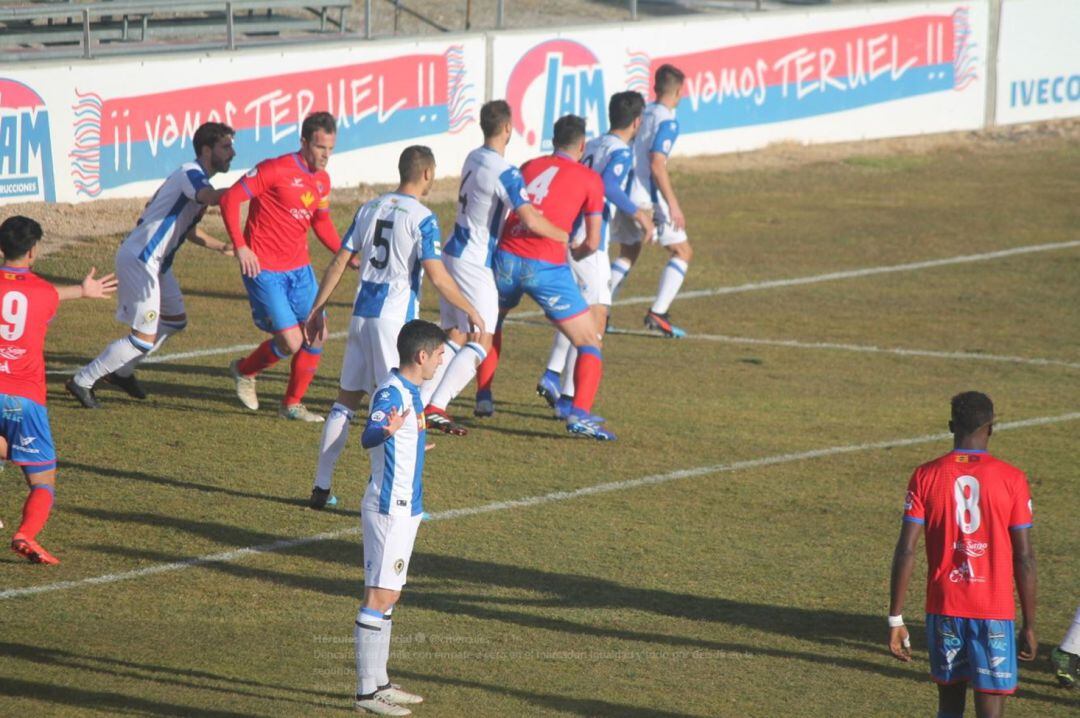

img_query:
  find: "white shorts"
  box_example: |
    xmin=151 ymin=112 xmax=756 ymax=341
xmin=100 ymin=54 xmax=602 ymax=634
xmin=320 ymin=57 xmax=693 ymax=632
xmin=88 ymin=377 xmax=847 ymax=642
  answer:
xmin=610 ymin=209 xmax=647 ymax=247
xmin=361 ymin=507 xmax=422 ymax=591
xmin=652 ymin=194 xmax=689 ymax=247
xmin=339 ymin=316 xmax=401 ymax=395
xmin=438 ymin=254 xmax=499 ymax=334
xmin=569 ymin=249 xmax=612 ymax=306
xmin=115 ymin=248 xmax=184 ymax=334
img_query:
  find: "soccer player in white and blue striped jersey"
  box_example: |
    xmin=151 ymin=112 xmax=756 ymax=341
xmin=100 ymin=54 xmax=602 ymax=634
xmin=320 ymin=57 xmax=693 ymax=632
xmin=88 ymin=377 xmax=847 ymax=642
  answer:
xmin=537 ymin=91 xmax=655 ymax=416
xmin=353 ymin=319 xmax=445 ymax=716
xmin=422 ymin=100 xmax=568 ymax=432
xmin=303 ymin=146 xmax=481 ymax=509
xmin=67 ymin=123 xmax=236 ymax=408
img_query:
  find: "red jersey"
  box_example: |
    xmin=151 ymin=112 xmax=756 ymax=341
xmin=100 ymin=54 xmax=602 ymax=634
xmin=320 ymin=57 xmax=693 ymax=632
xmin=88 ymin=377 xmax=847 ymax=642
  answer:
xmin=903 ymin=450 xmax=1033 ymax=620
xmin=499 ymin=152 xmax=604 ymax=265
xmin=221 ymin=152 xmax=337 ymax=272
xmin=0 ymin=267 xmax=59 ymax=406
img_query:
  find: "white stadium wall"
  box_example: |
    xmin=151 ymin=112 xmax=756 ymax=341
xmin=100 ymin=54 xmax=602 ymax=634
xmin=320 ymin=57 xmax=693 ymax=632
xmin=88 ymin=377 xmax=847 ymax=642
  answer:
xmin=1 ymin=0 xmax=1077 ymax=206
xmin=994 ymin=0 xmax=1080 ymax=126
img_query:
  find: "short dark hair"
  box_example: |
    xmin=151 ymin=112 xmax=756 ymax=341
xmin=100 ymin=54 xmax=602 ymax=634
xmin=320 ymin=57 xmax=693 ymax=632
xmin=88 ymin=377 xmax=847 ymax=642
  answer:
xmin=480 ymin=100 xmax=512 ymax=139
xmin=608 ymin=91 xmax=646 ymax=131
xmin=192 ymin=122 xmax=234 ymax=155
xmin=397 ymin=320 xmax=447 ymax=366
xmin=552 ymin=114 xmax=586 ymax=151
xmin=398 ymin=145 xmax=435 ymax=183
xmin=654 ymin=64 xmax=686 ymax=96
xmin=301 ymin=112 xmax=336 ymax=141
xmin=0 ymin=216 xmax=43 ymax=261
xmin=951 ymin=391 xmax=995 ymax=436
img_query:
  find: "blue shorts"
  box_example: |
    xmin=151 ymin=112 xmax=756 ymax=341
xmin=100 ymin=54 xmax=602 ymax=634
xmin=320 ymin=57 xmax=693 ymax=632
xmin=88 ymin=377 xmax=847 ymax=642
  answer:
xmin=242 ymin=265 xmax=318 ymax=334
xmin=493 ymin=250 xmax=589 ymax=322
xmin=0 ymin=394 xmax=57 ymax=474
xmin=926 ymin=614 xmax=1018 ymax=694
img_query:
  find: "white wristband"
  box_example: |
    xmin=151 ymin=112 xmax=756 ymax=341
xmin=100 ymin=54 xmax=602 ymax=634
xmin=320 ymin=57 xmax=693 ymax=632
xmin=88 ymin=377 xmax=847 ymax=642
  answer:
xmin=888 ymin=615 xmax=905 ymax=628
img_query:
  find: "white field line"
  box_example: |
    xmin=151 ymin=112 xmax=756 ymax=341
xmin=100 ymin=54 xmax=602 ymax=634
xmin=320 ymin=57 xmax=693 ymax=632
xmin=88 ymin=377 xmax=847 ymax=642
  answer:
xmin=43 ymin=239 xmax=1080 ymax=376
xmin=607 ymin=328 xmax=1080 ymax=370
xmin=3 ymin=411 xmax=1077 ymax=601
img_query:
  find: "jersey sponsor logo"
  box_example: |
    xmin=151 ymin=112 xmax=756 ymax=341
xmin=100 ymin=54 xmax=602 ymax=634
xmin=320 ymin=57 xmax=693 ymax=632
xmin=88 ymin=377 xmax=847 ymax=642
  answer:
xmin=506 ymin=40 xmax=608 ymax=152
xmin=0 ymin=345 xmax=27 ymax=360
xmin=948 ymin=558 xmax=986 ymax=584
xmin=952 ymin=538 xmax=987 ymax=557
xmin=989 ymin=656 xmax=1007 ymax=669
xmin=289 ymin=207 xmax=314 ymax=221
xmin=0 ymin=360 xmax=10 ymax=374
xmin=0 ymin=79 xmax=56 ymax=203
xmin=17 ymin=436 xmax=39 ymax=453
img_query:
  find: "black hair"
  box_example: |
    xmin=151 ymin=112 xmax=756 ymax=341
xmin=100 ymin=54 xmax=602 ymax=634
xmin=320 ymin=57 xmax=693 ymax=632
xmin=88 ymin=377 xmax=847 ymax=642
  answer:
xmin=301 ymin=112 xmax=337 ymax=141
xmin=0 ymin=215 xmax=43 ymax=261
xmin=951 ymin=391 xmax=995 ymax=436
xmin=654 ymin=63 xmax=686 ymax=96
xmin=192 ymin=122 xmax=234 ymax=155
xmin=609 ymin=91 xmax=646 ymax=131
xmin=552 ymin=114 xmax=587 ymax=151
xmin=397 ymin=320 xmax=447 ymax=366
xmin=398 ymin=145 xmax=436 ymax=184
xmin=480 ymin=100 xmax=513 ymax=139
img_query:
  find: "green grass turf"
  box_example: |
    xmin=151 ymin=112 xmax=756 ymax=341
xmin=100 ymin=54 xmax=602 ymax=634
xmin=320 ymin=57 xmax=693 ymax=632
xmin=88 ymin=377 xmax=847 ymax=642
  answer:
xmin=1 ymin=134 xmax=1078 ymax=717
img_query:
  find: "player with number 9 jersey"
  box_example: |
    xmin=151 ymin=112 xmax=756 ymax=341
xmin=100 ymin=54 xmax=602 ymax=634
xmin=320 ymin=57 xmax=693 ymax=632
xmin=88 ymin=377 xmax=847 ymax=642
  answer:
xmin=0 ymin=268 xmax=58 ymax=408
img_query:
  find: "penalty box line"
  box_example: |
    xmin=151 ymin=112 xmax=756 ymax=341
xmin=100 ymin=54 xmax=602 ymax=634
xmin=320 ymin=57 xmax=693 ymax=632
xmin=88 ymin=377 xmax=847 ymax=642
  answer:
xmin=42 ymin=239 xmax=1080 ymax=375
xmin=2 ymin=411 xmax=1078 ymax=601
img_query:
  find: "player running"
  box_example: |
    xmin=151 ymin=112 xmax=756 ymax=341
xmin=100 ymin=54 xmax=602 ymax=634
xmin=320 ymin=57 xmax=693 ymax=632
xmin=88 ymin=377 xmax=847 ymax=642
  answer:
xmin=1 ymin=216 xmax=117 ymax=564
xmin=66 ymin=122 xmax=235 ymax=408
xmin=353 ymin=320 xmax=444 ymax=716
xmin=480 ymin=114 xmax=614 ymax=441
xmin=419 ymin=100 xmax=568 ymax=435
xmin=608 ymin=63 xmax=691 ymax=338
xmin=220 ymin=112 xmax=343 ymax=422
xmin=536 ymin=91 xmax=655 ymax=418
xmin=305 ymin=146 xmax=482 ymax=509
xmin=888 ymin=391 xmax=1037 ymax=718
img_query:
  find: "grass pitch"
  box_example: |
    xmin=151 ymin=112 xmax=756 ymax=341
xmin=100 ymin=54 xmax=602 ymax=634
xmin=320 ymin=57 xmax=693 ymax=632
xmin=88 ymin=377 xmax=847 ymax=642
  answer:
xmin=1 ymin=132 xmax=1078 ymax=717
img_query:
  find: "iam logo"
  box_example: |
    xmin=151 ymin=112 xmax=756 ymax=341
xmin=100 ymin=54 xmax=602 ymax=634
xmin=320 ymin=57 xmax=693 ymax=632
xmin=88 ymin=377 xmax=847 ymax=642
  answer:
xmin=0 ymin=79 xmax=56 ymax=203
xmin=506 ymin=39 xmax=608 ymax=152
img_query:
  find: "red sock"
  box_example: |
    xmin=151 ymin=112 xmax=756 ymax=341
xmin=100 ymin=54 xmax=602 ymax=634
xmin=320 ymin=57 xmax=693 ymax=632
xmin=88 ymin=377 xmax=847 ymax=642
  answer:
xmin=17 ymin=485 xmax=54 ymax=540
xmin=571 ymin=346 xmax=603 ymax=414
xmin=284 ymin=346 xmax=322 ymax=406
xmin=475 ymin=327 xmax=502 ymax=395
xmin=237 ymin=339 xmax=284 ymax=377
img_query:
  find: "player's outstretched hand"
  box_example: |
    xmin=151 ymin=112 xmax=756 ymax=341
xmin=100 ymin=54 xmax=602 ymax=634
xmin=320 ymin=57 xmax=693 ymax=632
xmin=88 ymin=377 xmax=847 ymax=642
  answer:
xmin=1018 ymin=625 xmax=1037 ymax=661
xmin=81 ymin=268 xmax=118 ymax=298
xmin=236 ymin=247 xmax=261 ymax=278
xmin=303 ymin=311 xmax=325 ymax=345
xmin=385 ymin=406 xmax=410 ymax=437
xmin=888 ymin=625 xmax=912 ymax=662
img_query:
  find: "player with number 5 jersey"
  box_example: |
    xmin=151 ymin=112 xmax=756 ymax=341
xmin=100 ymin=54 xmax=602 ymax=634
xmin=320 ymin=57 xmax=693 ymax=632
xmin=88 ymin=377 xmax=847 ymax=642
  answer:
xmin=888 ymin=392 xmax=1037 ymax=717
xmin=303 ymin=146 xmax=483 ymax=509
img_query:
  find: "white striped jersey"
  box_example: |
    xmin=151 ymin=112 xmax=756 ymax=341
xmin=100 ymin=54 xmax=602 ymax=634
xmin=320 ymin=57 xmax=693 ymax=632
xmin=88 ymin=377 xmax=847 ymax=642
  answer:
xmin=444 ymin=146 xmax=529 ymax=268
xmin=342 ymin=192 xmax=442 ymax=322
xmin=575 ymin=134 xmax=636 ymax=253
xmin=120 ymin=161 xmax=211 ymax=272
xmin=361 ymin=370 xmax=427 ymax=517
xmin=633 ymin=102 xmax=680 ymax=205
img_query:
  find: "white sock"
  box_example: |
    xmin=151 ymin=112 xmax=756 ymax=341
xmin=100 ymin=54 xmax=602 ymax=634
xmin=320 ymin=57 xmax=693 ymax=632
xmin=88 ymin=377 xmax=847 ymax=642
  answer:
xmin=314 ymin=403 xmax=354 ymax=491
xmin=428 ymin=342 xmax=485 ymax=411
xmin=355 ymin=606 xmax=386 ymax=696
xmin=1062 ymin=605 xmax=1080 ymax=654
xmin=74 ymin=335 xmax=150 ymax=388
xmin=115 ymin=319 xmax=186 ymax=378
xmin=609 ymin=257 xmax=632 ymax=299
xmin=651 ymin=257 xmax=688 ymax=315
xmin=420 ymin=340 xmax=459 ymax=405
xmin=561 ymin=345 xmax=578 ymax=396
xmin=376 ymin=607 xmax=394 ymax=687
xmin=546 ymin=331 xmax=572 ymax=374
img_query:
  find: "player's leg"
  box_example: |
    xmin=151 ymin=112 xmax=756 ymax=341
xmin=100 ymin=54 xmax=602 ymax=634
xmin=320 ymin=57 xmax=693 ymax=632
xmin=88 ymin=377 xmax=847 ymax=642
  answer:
xmin=310 ymin=387 xmax=366 ymax=509
xmin=68 ymin=252 xmax=159 ymax=408
xmin=5 ymin=397 xmax=60 ymax=564
xmin=936 ymin=683 xmax=967 ymax=718
xmin=645 ymin=209 xmax=691 ymax=338
xmin=231 ymin=270 xmax=294 ymax=410
xmin=109 ymin=270 xmax=189 ymax=399
xmin=473 ymin=320 xmax=502 ymax=417
xmin=557 ymin=302 xmax=609 ymax=421
xmin=555 ymin=254 xmax=609 ymax=420
xmin=419 ymin=297 xmax=463 ymax=406
xmin=967 ymin=618 xmax=1017 ymax=718
xmin=280 ymin=266 xmax=327 ymax=421
xmin=926 ymin=614 xmax=974 ymax=717
xmin=539 ymin=331 xmax=572 ymax=408
xmin=476 ymin=250 xmax=523 ymax=416
xmin=609 ymin=207 xmax=646 ymax=301
xmin=1051 ymin=605 xmax=1080 ymax=688
xmin=971 ymin=692 xmax=1006 ymax=718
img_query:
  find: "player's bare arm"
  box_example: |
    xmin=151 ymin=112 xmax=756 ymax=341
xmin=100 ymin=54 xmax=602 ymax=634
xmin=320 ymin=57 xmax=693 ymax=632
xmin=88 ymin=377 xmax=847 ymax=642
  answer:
xmin=218 ymin=176 xmax=261 ymax=277
xmin=650 ymin=151 xmax=685 ymax=231
xmin=571 ymin=214 xmax=603 ymax=261
xmin=303 ymin=247 xmax=355 ymax=343
xmin=518 ymin=204 xmax=569 ymax=244
xmin=56 ymin=267 xmax=118 ymax=301
xmin=1011 ymin=526 xmax=1038 ymax=660
xmin=195 ymin=187 xmax=226 ymax=206
xmin=887 ymin=519 xmax=921 ymax=662
xmin=423 ymin=258 xmax=486 ymax=335
xmin=187 ymin=226 xmax=233 ymax=255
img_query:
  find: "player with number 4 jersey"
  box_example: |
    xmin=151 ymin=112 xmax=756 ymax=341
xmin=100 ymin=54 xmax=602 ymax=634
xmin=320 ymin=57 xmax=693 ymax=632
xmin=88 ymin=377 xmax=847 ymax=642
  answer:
xmin=303 ymin=146 xmax=482 ymax=509
xmin=888 ymin=392 xmax=1037 ymax=718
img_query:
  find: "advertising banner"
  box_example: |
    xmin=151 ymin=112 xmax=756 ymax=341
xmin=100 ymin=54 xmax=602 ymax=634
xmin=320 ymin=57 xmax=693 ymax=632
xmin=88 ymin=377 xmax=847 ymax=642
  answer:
xmin=995 ymin=0 xmax=1080 ymax=125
